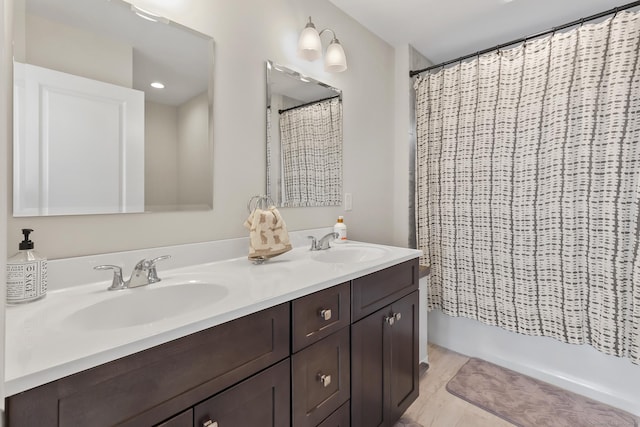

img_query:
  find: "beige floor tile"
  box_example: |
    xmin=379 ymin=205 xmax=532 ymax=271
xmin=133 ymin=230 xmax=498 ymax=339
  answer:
xmin=402 ymin=343 xmax=515 ymax=427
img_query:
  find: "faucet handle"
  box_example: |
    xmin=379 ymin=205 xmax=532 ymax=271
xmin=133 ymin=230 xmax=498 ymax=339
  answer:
xmin=149 ymin=255 xmax=171 ymax=265
xmin=307 ymin=236 xmax=318 ymax=251
xmin=94 ymin=265 xmax=126 ymax=291
xmin=147 ymin=255 xmax=171 ymax=284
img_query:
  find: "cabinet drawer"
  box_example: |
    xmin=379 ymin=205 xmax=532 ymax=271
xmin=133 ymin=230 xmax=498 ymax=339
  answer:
xmin=292 ymin=282 xmax=350 ymax=352
xmin=7 ymin=303 xmax=290 ymax=427
xmin=156 ymin=409 xmax=193 ymax=427
xmin=292 ymin=327 xmax=350 ymax=427
xmin=193 ymin=358 xmax=290 ymax=427
xmin=352 ymin=259 xmax=418 ymax=322
xmin=317 ymin=401 xmax=350 ymax=427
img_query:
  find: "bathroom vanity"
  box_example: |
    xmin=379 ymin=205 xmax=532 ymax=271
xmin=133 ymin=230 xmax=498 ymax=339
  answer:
xmin=4 ymin=236 xmax=420 ymax=426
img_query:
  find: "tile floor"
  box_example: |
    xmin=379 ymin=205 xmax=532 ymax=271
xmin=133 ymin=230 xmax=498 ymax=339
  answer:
xmin=401 ymin=343 xmax=514 ymax=427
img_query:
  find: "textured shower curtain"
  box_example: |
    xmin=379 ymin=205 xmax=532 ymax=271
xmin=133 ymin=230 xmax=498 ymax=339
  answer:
xmin=279 ymin=97 xmax=342 ymax=207
xmin=415 ymin=11 xmax=640 ymax=363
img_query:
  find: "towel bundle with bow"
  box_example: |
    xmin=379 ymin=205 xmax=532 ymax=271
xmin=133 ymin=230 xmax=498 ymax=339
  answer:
xmin=243 ymin=205 xmax=292 ymax=261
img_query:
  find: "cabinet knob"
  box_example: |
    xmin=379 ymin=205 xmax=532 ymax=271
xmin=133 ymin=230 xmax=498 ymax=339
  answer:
xmin=319 ymin=309 xmax=332 ymax=321
xmin=385 ymin=315 xmax=395 ymax=326
xmin=394 ymin=312 xmax=402 ymax=322
xmin=203 ymin=421 xmax=219 ymax=427
xmin=318 ymin=373 xmax=332 ymax=387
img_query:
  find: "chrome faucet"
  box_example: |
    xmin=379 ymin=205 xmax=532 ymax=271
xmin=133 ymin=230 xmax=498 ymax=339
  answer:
xmin=308 ymin=232 xmax=339 ymax=251
xmin=128 ymin=259 xmax=152 ymax=288
xmin=94 ymin=255 xmax=171 ymax=290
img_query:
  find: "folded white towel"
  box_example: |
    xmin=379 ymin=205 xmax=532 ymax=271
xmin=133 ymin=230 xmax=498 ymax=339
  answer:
xmin=243 ymin=206 xmax=292 ymax=260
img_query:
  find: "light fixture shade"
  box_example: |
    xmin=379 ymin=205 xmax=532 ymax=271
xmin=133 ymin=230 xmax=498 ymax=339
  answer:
xmin=297 ymin=21 xmax=322 ymax=61
xmin=324 ymin=39 xmax=347 ymax=72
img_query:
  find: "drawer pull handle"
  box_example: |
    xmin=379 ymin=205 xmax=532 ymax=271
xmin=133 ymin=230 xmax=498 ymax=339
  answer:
xmin=319 ymin=309 xmax=332 ymax=321
xmin=318 ymin=373 xmax=332 ymax=387
xmin=203 ymin=421 xmax=219 ymax=427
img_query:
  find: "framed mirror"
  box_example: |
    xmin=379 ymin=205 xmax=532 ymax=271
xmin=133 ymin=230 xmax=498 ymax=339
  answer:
xmin=266 ymin=61 xmax=343 ymax=208
xmin=13 ymin=0 xmax=214 ymax=216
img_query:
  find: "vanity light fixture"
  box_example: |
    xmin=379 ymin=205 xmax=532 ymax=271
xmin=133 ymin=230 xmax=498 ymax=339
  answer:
xmin=297 ymin=17 xmax=348 ymax=72
xmin=150 ymin=81 xmax=165 ymax=89
xmin=130 ymin=4 xmax=169 ymax=24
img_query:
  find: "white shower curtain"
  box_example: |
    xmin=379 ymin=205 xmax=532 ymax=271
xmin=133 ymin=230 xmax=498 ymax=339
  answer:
xmin=415 ymin=11 xmax=640 ymax=363
xmin=279 ymin=97 xmax=342 ymax=207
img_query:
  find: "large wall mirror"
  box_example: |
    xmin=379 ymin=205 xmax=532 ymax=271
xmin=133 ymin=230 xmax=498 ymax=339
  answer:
xmin=266 ymin=61 xmax=343 ymax=208
xmin=13 ymin=0 xmax=214 ymax=216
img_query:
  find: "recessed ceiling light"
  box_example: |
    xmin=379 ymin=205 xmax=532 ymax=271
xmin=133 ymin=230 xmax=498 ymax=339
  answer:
xmin=150 ymin=82 xmax=165 ymax=89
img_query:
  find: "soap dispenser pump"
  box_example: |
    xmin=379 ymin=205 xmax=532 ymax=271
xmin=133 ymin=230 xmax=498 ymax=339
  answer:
xmin=7 ymin=228 xmax=48 ymax=304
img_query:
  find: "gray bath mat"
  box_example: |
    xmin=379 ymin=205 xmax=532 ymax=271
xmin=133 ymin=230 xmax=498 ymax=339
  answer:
xmin=447 ymin=358 xmax=638 ymax=427
xmin=393 ymin=418 xmax=423 ymax=427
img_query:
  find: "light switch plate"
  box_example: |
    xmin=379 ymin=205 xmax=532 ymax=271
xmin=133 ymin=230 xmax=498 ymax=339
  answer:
xmin=344 ymin=193 xmax=353 ymax=211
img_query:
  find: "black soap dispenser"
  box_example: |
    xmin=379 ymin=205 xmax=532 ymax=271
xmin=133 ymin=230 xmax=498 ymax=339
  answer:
xmin=6 ymin=229 xmax=48 ymax=304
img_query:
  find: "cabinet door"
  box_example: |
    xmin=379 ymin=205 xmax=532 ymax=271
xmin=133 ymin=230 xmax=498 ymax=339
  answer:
xmin=351 ymin=291 xmax=419 ymax=427
xmin=388 ymin=291 xmax=419 ymax=421
xmin=193 ymin=359 xmax=290 ymax=427
xmin=351 ymin=306 xmax=385 ymax=427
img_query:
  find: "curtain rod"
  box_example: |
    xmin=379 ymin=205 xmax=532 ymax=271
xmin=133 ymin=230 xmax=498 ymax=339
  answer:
xmin=409 ymin=0 xmax=640 ymax=77
xmin=278 ymin=95 xmax=341 ymax=114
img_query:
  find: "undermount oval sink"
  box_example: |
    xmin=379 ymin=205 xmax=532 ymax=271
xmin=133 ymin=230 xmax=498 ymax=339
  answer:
xmin=311 ymin=245 xmax=388 ymax=264
xmin=62 ymin=282 xmax=228 ymax=330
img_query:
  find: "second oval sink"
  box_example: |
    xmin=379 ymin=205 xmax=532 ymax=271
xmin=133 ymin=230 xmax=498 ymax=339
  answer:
xmin=62 ymin=282 xmax=228 ymax=330
xmin=310 ymin=245 xmax=388 ymax=264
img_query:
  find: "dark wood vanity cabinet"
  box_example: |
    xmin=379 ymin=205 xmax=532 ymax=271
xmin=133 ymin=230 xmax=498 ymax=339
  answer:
xmin=6 ymin=258 xmax=419 ymax=427
xmin=351 ymin=260 xmax=419 ymax=427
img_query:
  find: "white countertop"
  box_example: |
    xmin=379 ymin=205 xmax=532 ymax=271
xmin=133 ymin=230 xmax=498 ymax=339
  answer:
xmin=5 ymin=238 xmax=421 ymax=396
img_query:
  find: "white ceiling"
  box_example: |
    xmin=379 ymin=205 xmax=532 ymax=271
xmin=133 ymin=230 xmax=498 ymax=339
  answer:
xmin=328 ymin=0 xmax=634 ymax=66
xmin=26 ymin=0 xmax=211 ymax=106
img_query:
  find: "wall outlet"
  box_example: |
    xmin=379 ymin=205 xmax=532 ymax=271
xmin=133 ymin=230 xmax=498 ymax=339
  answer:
xmin=344 ymin=193 xmax=353 ymax=211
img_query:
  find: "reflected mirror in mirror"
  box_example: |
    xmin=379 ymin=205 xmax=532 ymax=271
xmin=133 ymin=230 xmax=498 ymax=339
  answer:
xmin=13 ymin=0 xmax=214 ymax=216
xmin=266 ymin=61 xmax=343 ymax=208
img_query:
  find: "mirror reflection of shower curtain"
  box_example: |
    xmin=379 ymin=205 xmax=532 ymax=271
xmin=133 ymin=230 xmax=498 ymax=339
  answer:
xmin=279 ymin=98 xmax=342 ymax=207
